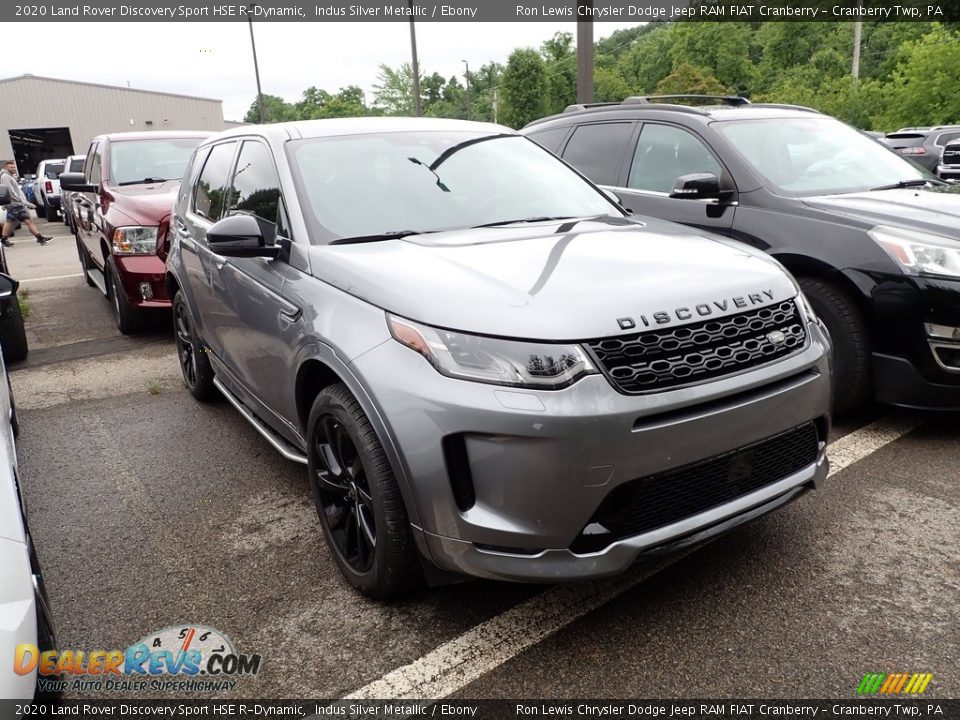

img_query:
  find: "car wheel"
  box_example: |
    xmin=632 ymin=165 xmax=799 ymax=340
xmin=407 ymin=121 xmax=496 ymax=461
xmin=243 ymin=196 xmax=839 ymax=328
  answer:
xmin=173 ymin=290 xmax=217 ymax=401
xmin=799 ymin=277 xmax=871 ymax=414
xmin=307 ymin=383 xmax=421 ymax=599
xmin=0 ymin=296 xmax=29 ymax=363
xmin=106 ymin=257 xmax=142 ymax=335
xmin=44 ymin=202 xmax=57 ymax=222
xmin=76 ymin=238 xmax=96 ymax=288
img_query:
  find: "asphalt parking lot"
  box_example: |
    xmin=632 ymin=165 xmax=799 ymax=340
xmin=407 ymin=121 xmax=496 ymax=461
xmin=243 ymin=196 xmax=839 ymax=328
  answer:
xmin=8 ymin=219 xmax=960 ymax=700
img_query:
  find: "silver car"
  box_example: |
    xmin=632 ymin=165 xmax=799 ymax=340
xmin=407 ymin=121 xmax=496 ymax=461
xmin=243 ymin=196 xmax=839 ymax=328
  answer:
xmin=166 ymin=118 xmax=832 ymax=598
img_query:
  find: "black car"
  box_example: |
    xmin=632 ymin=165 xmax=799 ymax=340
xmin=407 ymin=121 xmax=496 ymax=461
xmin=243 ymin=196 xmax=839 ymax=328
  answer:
xmin=523 ymin=96 xmax=960 ymax=412
xmin=882 ymin=126 xmax=960 ymax=173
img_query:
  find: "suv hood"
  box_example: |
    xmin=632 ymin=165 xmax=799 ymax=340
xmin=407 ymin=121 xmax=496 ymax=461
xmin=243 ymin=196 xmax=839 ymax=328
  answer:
xmin=309 ymin=217 xmax=797 ymax=340
xmin=803 ymin=187 xmax=960 ymax=236
xmin=106 ymin=180 xmax=179 ymax=226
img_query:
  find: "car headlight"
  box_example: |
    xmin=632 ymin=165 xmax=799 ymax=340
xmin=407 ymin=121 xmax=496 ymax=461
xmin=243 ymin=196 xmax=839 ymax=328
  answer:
xmin=869 ymin=225 xmax=960 ymax=279
xmin=387 ymin=314 xmax=597 ymax=389
xmin=113 ymin=226 xmax=158 ymax=255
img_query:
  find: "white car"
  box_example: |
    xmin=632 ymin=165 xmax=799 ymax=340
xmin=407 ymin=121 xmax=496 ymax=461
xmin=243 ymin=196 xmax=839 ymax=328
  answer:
xmin=0 ymin=293 xmax=56 ymax=699
xmin=34 ymin=159 xmax=65 ymax=221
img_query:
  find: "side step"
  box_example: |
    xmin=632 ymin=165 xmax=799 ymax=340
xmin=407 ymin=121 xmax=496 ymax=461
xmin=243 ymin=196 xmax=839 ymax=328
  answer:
xmin=213 ymin=377 xmax=308 ymax=465
xmin=86 ymin=267 xmax=107 ymax=295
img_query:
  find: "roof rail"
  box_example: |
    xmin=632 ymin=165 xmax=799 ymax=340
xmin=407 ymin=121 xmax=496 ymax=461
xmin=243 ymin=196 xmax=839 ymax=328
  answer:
xmin=624 ymin=95 xmax=751 ymax=106
xmin=562 ymin=101 xmax=622 ymax=113
xmin=748 ymin=103 xmax=819 ymax=113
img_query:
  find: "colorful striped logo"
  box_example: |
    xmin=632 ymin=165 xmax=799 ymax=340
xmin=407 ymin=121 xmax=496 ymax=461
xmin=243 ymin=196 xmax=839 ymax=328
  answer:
xmin=857 ymin=673 xmax=933 ymax=695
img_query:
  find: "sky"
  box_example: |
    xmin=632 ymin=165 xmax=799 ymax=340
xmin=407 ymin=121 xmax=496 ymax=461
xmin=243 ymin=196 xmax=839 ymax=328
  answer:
xmin=11 ymin=21 xmax=642 ymax=121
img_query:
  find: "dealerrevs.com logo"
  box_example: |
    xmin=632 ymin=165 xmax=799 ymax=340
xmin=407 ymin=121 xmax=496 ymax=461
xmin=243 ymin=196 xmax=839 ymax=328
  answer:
xmin=15 ymin=624 xmax=261 ymax=693
xmin=857 ymin=672 xmax=934 ymax=695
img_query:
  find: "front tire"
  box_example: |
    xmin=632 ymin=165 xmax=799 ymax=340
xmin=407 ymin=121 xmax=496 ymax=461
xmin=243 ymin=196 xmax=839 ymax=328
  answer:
xmin=1 ymin=297 xmax=29 ymax=363
xmin=173 ymin=290 xmax=217 ymax=401
xmin=307 ymin=384 xmax=420 ymax=599
xmin=76 ymin=238 xmax=96 ymax=287
xmin=799 ymin=277 xmax=871 ymax=414
xmin=106 ymin=257 xmax=142 ymax=335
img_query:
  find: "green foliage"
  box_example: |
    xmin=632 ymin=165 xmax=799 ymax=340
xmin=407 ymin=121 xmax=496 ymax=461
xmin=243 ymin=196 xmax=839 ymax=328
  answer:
xmin=243 ymin=94 xmax=297 ymax=123
xmin=656 ymin=63 xmax=727 ymax=96
xmin=500 ymin=48 xmax=547 ymax=129
xmin=373 ymin=63 xmax=419 ymax=115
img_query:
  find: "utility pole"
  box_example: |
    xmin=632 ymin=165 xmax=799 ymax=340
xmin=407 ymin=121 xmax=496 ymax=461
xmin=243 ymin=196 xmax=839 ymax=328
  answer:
xmin=576 ymin=1 xmax=594 ymax=104
xmin=408 ymin=0 xmax=422 ymax=116
xmin=247 ymin=4 xmax=266 ymax=123
xmin=493 ymin=87 xmax=498 ymax=124
xmin=462 ymin=60 xmax=471 ymax=120
xmin=852 ymin=19 xmax=862 ymax=80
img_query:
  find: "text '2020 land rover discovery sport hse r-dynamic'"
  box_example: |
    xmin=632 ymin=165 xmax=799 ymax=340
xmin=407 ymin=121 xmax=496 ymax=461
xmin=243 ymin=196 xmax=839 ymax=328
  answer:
xmin=166 ymin=118 xmax=831 ymax=598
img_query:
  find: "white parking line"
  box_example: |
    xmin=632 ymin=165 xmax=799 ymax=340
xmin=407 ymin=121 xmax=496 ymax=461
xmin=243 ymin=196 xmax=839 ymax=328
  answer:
xmin=346 ymin=414 xmax=923 ymax=701
xmin=20 ymin=272 xmax=84 ymax=283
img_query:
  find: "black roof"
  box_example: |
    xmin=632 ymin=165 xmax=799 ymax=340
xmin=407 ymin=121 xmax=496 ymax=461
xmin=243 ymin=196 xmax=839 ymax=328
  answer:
xmin=524 ymin=95 xmax=822 ymax=130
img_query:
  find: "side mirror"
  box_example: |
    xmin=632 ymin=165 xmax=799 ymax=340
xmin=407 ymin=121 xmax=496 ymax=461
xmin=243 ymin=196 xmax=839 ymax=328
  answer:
xmin=669 ymin=173 xmax=721 ymax=201
xmin=207 ymin=214 xmax=279 ymax=258
xmin=60 ymin=172 xmax=97 ymax=193
xmin=0 ymin=273 xmax=19 ymax=299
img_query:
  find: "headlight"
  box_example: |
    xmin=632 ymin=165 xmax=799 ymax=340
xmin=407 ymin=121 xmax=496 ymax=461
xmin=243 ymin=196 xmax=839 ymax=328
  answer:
xmin=113 ymin=226 xmax=158 ymax=255
xmin=869 ymin=225 xmax=960 ymax=279
xmin=387 ymin=314 xmax=597 ymax=389
xmin=797 ymin=291 xmax=818 ymax=323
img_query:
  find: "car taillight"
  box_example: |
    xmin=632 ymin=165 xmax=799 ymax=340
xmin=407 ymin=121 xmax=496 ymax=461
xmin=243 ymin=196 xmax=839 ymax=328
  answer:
xmin=45 ymin=180 xmax=53 ymax=192
xmin=899 ymin=147 xmax=926 ymax=155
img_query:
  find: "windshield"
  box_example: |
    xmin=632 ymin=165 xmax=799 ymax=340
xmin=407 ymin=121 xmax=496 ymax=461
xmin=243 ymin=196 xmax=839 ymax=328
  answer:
xmin=716 ymin=117 xmax=935 ymax=196
xmin=109 ymin=138 xmax=206 ymax=185
xmin=44 ymin=163 xmax=64 ymax=179
xmin=287 ymin=131 xmax=617 ymax=243
xmin=67 ymin=157 xmax=85 ymax=172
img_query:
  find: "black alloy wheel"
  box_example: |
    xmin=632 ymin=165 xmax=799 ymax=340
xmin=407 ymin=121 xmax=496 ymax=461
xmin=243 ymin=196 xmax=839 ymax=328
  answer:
xmin=173 ymin=291 xmax=216 ymax=401
xmin=313 ymin=414 xmax=377 ymax=573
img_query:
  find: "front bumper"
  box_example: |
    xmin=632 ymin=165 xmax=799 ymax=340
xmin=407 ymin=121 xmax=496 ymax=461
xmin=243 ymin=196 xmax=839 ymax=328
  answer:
xmin=0 ymin=536 xmax=38 ymax=699
xmin=115 ymin=255 xmax=170 ymax=308
xmin=350 ymin=319 xmax=831 ymax=582
xmin=936 ymin=165 xmax=960 ymax=182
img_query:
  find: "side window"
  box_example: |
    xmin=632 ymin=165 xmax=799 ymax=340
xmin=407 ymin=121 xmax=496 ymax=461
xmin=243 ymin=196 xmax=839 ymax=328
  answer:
xmin=628 ymin=124 xmax=723 ymax=194
xmin=935 ymin=131 xmax=960 ymax=147
xmin=194 ymin=142 xmax=236 ymax=222
xmin=560 ymin=122 xmax=634 ymax=186
xmin=526 ymin=127 xmax=569 ymax=154
xmin=86 ymin=143 xmax=101 ymax=184
xmin=176 ymin=146 xmax=209 ymax=216
xmin=227 ymin=140 xmax=282 ymax=243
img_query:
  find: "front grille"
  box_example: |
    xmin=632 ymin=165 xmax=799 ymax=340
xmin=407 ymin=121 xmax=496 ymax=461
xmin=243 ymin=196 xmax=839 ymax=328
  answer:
xmin=586 ymin=300 xmax=805 ymax=394
xmin=570 ymin=422 xmax=819 ymax=554
xmin=942 ymin=147 xmax=960 ymax=165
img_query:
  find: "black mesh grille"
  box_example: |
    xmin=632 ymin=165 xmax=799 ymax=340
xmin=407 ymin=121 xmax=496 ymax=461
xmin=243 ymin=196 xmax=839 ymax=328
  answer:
xmin=942 ymin=146 xmax=960 ymax=165
xmin=570 ymin=422 xmax=819 ymax=554
xmin=586 ymin=300 xmax=805 ymax=394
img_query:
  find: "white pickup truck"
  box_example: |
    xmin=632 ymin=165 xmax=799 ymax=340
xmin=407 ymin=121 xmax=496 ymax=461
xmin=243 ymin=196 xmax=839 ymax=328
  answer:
xmin=34 ymin=158 xmax=65 ymax=221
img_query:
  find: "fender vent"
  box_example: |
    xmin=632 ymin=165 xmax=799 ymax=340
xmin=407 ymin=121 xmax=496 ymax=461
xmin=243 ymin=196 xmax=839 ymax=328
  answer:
xmin=443 ymin=434 xmax=476 ymax=512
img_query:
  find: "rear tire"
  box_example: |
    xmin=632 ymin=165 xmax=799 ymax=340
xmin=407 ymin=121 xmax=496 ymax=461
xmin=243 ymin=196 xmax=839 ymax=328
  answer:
xmin=44 ymin=203 xmax=57 ymax=221
xmin=1 ymin=297 xmax=29 ymax=363
xmin=173 ymin=290 xmax=217 ymax=401
xmin=799 ymin=277 xmax=871 ymax=414
xmin=106 ymin=257 xmax=143 ymax=335
xmin=307 ymin=383 xmax=421 ymax=599
xmin=77 ymin=238 xmax=96 ymax=287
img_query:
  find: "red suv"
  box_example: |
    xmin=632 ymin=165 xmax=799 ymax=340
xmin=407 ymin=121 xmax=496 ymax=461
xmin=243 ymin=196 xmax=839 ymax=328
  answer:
xmin=61 ymin=131 xmax=211 ymax=333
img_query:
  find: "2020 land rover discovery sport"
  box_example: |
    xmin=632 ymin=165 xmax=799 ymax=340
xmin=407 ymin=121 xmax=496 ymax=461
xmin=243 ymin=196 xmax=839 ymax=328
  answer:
xmin=166 ymin=118 xmax=832 ymax=598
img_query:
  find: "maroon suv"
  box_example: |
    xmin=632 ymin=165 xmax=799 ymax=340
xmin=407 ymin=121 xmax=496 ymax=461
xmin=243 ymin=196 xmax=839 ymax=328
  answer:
xmin=61 ymin=131 xmax=211 ymax=333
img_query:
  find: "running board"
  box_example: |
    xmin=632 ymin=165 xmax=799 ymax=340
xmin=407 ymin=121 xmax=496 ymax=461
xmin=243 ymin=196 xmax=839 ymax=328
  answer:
xmin=213 ymin=377 xmax=308 ymax=465
xmin=86 ymin=267 xmax=107 ymax=295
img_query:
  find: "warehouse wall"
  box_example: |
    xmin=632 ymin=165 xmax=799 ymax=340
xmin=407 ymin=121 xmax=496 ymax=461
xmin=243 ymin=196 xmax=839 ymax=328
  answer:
xmin=0 ymin=75 xmax=226 ymax=165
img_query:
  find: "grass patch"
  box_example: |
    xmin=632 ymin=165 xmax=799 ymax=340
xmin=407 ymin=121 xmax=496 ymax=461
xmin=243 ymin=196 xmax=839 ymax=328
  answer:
xmin=146 ymin=381 xmax=161 ymax=395
xmin=18 ymin=287 xmax=29 ymax=299
xmin=18 ymin=296 xmax=30 ymax=319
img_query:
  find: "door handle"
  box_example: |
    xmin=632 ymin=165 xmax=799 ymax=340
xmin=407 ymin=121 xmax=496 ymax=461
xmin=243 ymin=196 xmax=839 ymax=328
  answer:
xmin=279 ymin=307 xmax=302 ymax=325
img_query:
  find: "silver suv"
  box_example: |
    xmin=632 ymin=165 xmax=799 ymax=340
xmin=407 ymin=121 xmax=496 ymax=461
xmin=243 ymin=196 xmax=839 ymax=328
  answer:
xmin=166 ymin=118 xmax=832 ymax=598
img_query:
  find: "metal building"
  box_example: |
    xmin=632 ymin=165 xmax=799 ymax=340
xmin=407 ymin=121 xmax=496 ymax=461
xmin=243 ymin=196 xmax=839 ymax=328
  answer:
xmin=0 ymin=74 xmax=230 ymax=174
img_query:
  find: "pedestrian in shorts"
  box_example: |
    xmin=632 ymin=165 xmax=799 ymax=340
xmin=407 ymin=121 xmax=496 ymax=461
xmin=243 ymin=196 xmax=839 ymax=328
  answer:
xmin=1 ymin=160 xmax=52 ymax=247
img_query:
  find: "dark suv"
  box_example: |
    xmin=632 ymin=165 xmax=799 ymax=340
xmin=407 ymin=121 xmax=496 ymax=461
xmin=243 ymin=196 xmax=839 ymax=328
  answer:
xmin=524 ymin=96 xmax=960 ymax=412
xmin=61 ymin=131 xmax=211 ymax=333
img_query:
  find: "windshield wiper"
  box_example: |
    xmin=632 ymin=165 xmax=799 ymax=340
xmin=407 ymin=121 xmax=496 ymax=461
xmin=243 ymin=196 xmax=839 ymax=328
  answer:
xmin=870 ymin=178 xmax=944 ymax=191
xmin=331 ymin=230 xmax=434 ymax=245
xmin=118 ymin=177 xmax=169 ymax=186
xmin=472 ymin=216 xmax=577 ymax=228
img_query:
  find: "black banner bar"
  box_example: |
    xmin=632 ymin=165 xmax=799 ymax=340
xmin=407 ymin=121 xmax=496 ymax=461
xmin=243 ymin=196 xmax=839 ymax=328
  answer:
xmin=3 ymin=0 xmax=958 ymax=23
xmin=3 ymin=699 xmax=958 ymax=720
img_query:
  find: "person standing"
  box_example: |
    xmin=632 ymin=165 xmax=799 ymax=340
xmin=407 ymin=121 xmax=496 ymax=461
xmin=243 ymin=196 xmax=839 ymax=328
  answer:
xmin=1 ymin=160 xmax=51 ymax=247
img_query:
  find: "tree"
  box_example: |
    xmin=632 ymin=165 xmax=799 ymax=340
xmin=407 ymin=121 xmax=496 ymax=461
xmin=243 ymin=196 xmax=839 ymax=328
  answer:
xmin=500 ymin=48 xmax=547 ymax=129
xmin=372 ymin=63 xmax=420 ymax=116
xmin=618 ymin=25 xmax=673 ymax=93
xmin=243 ymin=94 xmax=296 ymax=123
xmin=655 ymin=63 xmax=728 ymax=96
